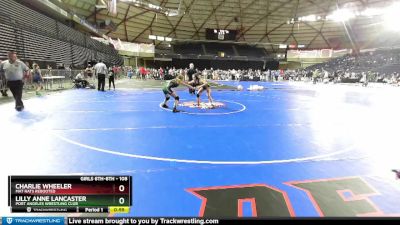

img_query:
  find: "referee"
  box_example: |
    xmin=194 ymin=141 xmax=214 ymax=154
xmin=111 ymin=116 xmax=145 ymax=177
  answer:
xmin=187 ymin=63 xmax=196 ymax=81
xmin=94 ymin=60 xmax=108 ymax=92
xmin=187 ymin=63 xmax=196 ymax=94
xmin=0 ymin=51 xmax=29 ymax=111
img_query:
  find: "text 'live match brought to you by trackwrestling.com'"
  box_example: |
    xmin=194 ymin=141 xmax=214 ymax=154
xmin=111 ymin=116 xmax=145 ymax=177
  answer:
xmin=4 ymin=175 xmax=400 ymax=224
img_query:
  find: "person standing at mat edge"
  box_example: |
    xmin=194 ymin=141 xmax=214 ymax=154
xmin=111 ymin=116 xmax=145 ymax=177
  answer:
xmin=187 ymin=63 xmax=196 ymax=81
xmin=187 ymin=63 xmax=196 ymax=94
xmin=0 ymin=51 xmax=29 ymax=111
xmin=0 ymin=59 xmax=8 ymax=97
xmin=108 ymin=69 xmax=115 ymax=90
xmin=94 ymin=60 xmax=107 ymax=92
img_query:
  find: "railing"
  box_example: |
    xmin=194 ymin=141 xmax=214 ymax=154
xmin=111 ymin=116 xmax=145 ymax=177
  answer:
xmin=22 ymin=69 xmax=126 ymax=90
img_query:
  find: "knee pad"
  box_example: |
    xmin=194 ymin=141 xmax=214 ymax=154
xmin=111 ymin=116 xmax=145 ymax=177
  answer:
xmin=196 ymin=94 xmax=200 ymax=98
xmin=166 ymin=96 xmax=170 ymax=101
xmin=174 ymin=96 xmax=180 ymax=101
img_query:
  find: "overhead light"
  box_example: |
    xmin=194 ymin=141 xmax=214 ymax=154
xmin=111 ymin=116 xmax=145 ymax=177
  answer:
xmin=148 ymin=3 xmax=160 ymax=10
xmin=165 ymin=37 xmax=172 ymax=42
xmin=361 ymin=8 xmax=383 ymax=17
xmin=166 ymin=9 xmax=179 ymax=17
xmin=95 ymin=5 xmax=107 ymax=9
xmin=298 ymin=44 xmax=305 ymax=48
xmin=302 ymin=15 xmax=316 ymax=22
xmin=157 ymin=36 xmax=165 ymax=41
xmin=149 ymin=35 xmax=157 ymax=40
xmin=327 ymin=8 xmax=355 ymax=22
xmin=95 ymin=0 xmax=107 ymax=8
xmin=383 ymin=3 xmax=400 ymax=31
xmin=279 ymin=44 xmax=287 ymax=49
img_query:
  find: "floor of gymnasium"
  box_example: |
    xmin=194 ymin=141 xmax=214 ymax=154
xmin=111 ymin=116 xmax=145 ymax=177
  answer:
xmin=1 ymin=79 xmax=400 ymax=217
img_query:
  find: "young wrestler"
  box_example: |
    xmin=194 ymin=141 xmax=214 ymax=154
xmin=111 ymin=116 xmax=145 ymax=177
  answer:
xmin=161 ymin=74 xmax=194 ymax=113
xmin=189 ymin=73 xmax=214 ymax=107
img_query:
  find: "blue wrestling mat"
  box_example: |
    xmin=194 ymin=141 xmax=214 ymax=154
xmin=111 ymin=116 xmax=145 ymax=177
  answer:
xmin=1 ymin=81 xmax=400 ymax=217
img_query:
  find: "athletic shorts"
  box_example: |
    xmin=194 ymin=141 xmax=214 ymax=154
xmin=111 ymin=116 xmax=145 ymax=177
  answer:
xmin=162 ymin=86 xmax=173 ymax=95
xmin=198 ymin=84 xmax=210 ymax=90
xmin=33 ymin=75 xmax=42 ymax=83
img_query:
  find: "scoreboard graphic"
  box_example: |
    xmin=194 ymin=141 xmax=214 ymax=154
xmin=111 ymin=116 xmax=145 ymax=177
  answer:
xmin=8 ymin=176 xmax=132 ymax=213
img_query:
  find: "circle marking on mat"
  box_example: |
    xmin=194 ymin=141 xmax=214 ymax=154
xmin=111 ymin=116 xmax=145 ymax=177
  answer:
xmin=159 ymin=99 xmax=246 ymax=115
xmin=53 ymin=132 xmax=355 ymax=165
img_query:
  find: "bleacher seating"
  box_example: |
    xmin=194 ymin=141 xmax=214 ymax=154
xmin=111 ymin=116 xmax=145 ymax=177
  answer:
xmin=173 ymin=42 xmax=267 ymax=60
xmin=173 ymin=44 xmax=203 ymax=55
xmin=2 ymin=0 xmax=57 ymax=36
xmin=204 ymin=43 xmax=234 ymax=56
xmin=0 ymin=22 xmax=16 ymax=59
xmin=0 ymin=0 xmax=122 ymax=66
xmin=235 ymin=45 xmax=266 ymax=58
xmin=307 ymin=48 xmax=400 ymax=74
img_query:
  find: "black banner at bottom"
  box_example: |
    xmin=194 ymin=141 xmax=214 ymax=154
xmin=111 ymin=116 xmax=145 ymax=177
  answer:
xmin=12 ymin=207 xmax=109 ymax=213
xmin=67 ymin=217 xmax=400 ymax=225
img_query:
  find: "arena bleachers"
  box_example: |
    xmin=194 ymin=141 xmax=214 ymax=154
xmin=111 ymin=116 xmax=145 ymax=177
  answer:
xmin=173 ymin=42 xmax=268 ymax=60
xmin=173 ymin=43 xmax=203 ymax=56
xmin=0 ymin=0 xmax=122 ymax=66
xmin=204 ymin=43 xmax=235 ymax=57
xmin=235 ymin=45 xmax=266 ymax=58
xmin=0 ymin=22 xmax=16 ymax=59
xmin=307 ymin=48 xmax=400 ymax=74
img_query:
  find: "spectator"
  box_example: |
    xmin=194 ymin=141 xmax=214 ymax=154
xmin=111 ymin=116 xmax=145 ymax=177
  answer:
xmin=85 ymin=64 xmax=94 ymax=80
xmin=112 ymin=66 xmax=118 ymax=79
xmin=0 ymin=59 xmax=8 ymax=97
xmin=67 ymin=65 xmax=73 ymax=80
xmin=127 ymin=67 xmax=133 ymax=79
xmin=94 ymin=60 xmax=107 ymax=92
xmin=0 ymin=51 xmax=29 ymax=111
xmin=159 ymin=67 xmax=164 ymax=80
xmin=108 ymin=69 xmax=115 ymax=91
xmin=74 ymin=70 xmax=89 ymax=88
xmin=75 ymin=71 xmax=84 ymax=80
xmin=32 ymin=64 xmax=44 ymax=96
xmin=313 ymin=69 xmax=320 ymax=84
xmin=140 ymin=66 xmax=147 ymax=80
xmin=24 ymin=62 xmax=32 ymax=89
xmin=46 ymin=65 xmax=53 ymax=77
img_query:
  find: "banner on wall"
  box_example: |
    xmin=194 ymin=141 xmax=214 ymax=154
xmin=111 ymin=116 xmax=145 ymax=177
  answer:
xmin=287 ymin=49 xmax=351 ymax=60
xmin=91 ymin=37 xmax=154 ymax=56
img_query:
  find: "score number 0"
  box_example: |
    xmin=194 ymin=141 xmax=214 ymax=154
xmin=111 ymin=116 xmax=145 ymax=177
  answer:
xmin=118 ymin=184 xmax=126 ymax=205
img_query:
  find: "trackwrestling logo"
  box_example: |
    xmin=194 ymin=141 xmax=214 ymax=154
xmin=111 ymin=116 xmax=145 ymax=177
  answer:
xmin=2 ymin=217 xmax=65 ymax=225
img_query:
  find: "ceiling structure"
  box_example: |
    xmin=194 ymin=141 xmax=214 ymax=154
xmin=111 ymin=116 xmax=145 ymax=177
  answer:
xmin=54 ymin=0 xmax=395 ymax=52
